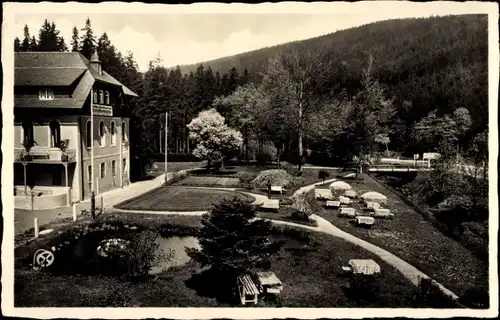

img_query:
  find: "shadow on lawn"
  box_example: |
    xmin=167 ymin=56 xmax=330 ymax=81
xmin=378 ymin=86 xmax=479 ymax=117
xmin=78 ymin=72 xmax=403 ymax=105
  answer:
xmin=185 ymin=268 xmax=239 ymax=305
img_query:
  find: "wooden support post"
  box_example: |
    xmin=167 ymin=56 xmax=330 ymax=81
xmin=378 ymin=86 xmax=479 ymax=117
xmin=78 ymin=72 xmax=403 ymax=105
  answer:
xmin=64 ymin=163 xmax=69 ymax=205
xmin=164 ymin=111 xmax=168 ymax=182
xmin=64 ymin=163 xmax=69 ymax=187
xmin=34 ymin=218 xmax=39 ymax=238
xmin=72 ymin=203 xmax=77 ymax=222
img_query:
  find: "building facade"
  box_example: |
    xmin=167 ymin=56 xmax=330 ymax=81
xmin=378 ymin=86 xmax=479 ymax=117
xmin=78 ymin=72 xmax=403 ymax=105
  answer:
xmin=14 ymin=51 xmax=138 ymax=210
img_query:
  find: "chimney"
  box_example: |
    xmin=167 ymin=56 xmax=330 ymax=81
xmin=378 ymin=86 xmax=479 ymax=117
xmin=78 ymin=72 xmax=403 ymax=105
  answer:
xmin=90 ymin=50 xmax=102 ymax=75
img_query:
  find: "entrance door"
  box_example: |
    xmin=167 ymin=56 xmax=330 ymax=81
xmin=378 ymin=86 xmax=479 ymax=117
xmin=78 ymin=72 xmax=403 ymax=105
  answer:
xmin=52 ymin=165 xmax=62 ymax=185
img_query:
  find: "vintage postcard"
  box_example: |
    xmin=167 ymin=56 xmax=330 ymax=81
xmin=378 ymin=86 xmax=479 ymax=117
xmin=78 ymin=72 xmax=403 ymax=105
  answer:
xmin=1 ymin=1 xmax=498 ymax=319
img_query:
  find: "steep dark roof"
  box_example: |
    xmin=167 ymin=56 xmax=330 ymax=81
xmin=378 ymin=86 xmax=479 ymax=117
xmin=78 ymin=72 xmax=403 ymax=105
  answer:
xmin=15 ymin=68 xmax=87 ymax=86
xmin=14 ymin=52 xmax=138 ymax=109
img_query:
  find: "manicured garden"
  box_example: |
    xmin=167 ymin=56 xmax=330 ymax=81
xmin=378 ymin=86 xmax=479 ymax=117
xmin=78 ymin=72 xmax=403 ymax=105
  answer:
xmin=115 ymin=186 xmax=255 ymax=212
xmin=308 ymin=173 xmax=489 ymax=306
xmin=15 ymin=212 xmax=429 ymax=308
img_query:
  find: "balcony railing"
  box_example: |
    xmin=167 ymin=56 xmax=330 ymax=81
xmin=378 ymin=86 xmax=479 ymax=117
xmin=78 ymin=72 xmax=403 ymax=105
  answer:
xmin=14 ymin=147 xmax=76 ymax=163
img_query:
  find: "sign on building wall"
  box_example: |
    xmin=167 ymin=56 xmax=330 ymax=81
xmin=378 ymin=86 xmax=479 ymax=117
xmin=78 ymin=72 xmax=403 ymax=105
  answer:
xmin=93 ymin=105 xmax=113 ymax=117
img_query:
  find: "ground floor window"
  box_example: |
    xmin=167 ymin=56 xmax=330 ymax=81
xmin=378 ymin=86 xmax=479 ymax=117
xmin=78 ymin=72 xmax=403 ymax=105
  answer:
xmin=123 ymin=158 xmax=127 ymax=174
xmin=52 ymin=165 xmax=62 ymax=185
xmin=112 ymin=160 xmax=116 ymax=177
xmin=100 ymin=162 xmax=106 ymax=179
xmin=88 ymin=165 xmax=92 ymax=189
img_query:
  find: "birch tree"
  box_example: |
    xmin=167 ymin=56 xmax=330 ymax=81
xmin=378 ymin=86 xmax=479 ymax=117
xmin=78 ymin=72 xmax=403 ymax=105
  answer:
xmin=262 ymin=49 xmax=328 ymax=172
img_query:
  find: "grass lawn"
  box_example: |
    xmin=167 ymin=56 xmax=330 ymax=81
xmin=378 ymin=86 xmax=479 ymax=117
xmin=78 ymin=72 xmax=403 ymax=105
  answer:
xmin=308 ymin=174 xmax=488 ymax=299
xmin=14 ymin=213 xmax=423 ymax=308
xmin=149 ymin=161 xmax=205 ymax=176
xmin=115 ymin=186 xmax=255 ymax=211
xmin=245 ymin=168 xmax=340 ymax=198
xmin=257 ymin=207 xmax=317 ymax=227
xmin=174 ymin=176 xmax=242 ymax=187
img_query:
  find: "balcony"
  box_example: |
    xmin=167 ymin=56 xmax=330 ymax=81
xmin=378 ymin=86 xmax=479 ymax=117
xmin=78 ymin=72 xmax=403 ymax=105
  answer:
xmin=14 ymin=147 xmax=77 ymax=163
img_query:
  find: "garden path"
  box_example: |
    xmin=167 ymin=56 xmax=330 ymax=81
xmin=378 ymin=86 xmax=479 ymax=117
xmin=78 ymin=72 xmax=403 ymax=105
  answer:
xmin=112 ymin=178 xmax=460 ymax=301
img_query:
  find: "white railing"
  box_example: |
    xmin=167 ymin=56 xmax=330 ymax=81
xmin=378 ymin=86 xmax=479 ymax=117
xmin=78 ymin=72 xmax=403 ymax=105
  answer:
xmin=14 ymin=147 xmax=76 ymax=162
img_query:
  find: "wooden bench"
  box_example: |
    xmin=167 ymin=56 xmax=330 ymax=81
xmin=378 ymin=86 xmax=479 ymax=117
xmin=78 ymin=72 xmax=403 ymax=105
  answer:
xmin=237 ymin=275 xmax=260 ymax=305
xmin=255 ymin=271 xmax=283 ymax=295
xmin=339 ymin=207 xmax=356 ymax=217
xmin=373 ymin=208 xmax=394 ymax=218
xmin=270 ymin=186 xmax=286 ymax=194
xmin=261 ymin=199 xmax=280 ymax=211
xmin=352 ymin=216 xmax=375 ymax=227
xmin=315 ymin=188 xmax=333 ymax=200
xmin=339 ymin=196 xmax=351 ymax=205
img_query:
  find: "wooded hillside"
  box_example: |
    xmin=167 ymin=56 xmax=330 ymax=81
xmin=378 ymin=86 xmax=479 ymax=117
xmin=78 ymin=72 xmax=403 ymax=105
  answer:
xmin=178 ymin=15 xmax=488 ymax=135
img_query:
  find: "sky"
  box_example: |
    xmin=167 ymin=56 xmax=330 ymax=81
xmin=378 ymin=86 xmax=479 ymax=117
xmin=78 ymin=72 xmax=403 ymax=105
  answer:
xmin=10 ymin=4 xmax=489 ymax=71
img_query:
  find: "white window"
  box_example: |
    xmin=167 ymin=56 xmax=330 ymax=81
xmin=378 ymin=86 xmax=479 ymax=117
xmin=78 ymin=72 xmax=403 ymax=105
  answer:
xmin=22 ymin=120 xmax=34 ymax=145
xmin=111 ymin=160 xmax=116 ymax=177
xmin=49 ymin=120 xmax=61 ymax=147
xmin=99 ymin=121 xmax=106 ymax=147
xmin=121 ymin=121 xmax=127 ymax=143
xmin=39 ymin=89 xmax=54 ymax=100
xmin=93 ymin=90 xmax=98 ymax=103
xmin=100 ymin=162 xmax=106 ymax=179
xmin=86 ymin=120 xmax=91 ymax=149
xmin=99 ymin=90 xmax=104 ymax=104
xmin=87 ymin=165 xmax=92 ymax=188
xmin=110 ymin=121 xmax=116 ymax=145
xmin=105 ymin=91 xmax=110 ymax=105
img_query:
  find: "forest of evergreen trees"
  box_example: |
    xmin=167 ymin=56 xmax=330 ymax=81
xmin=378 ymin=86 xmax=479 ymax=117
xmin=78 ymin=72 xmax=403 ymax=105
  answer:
xmin=14 ymin=14 xmax=488 ymax=179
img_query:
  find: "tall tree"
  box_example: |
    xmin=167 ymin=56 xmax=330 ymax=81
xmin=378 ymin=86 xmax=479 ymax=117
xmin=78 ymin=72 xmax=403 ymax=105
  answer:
xmin=262 ymin=49 xmax=329 ymax=172
xmin=20 ymin=25 xmax=31 ymax=51
xmin=343 ymin=55 xmax=395 ymax=173
xmin=213 ymin=83 xmax=271 ymax=164
xmin=30 ymin=36 xmax=38 ymax=51
xmin=14 ymin=37 xmax=21 ymax=52
xmin=227 ymin=66 xmax=239 ymax=93
xmin=80 ymin=17 xmax=96 ymax=59
xmin=97 ymin=32 xmax=123 ymax=78
xmin=37 ymin=20 xmax=67 ymax=51
xmin=187 ymin=197 xmax=282 ymax=277
xmin=71 ymin=26 xmax=80 ymax=52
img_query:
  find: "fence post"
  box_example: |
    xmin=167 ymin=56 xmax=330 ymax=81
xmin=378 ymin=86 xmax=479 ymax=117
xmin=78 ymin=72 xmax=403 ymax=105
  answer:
xmin=101 ymin=196 xmax=104 ymax=210
xmin=34 ymin=218 xmax=39 ymax=238
xmin=72 ymin=203 xmax=77 ymax=222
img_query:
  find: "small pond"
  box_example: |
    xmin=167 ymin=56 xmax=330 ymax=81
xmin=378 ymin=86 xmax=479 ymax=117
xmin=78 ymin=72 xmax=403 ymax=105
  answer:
xmin=150 ymin=236 xmax=200 ymax=274
xmin=24 ymin=225 xmax=201 ymax=279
